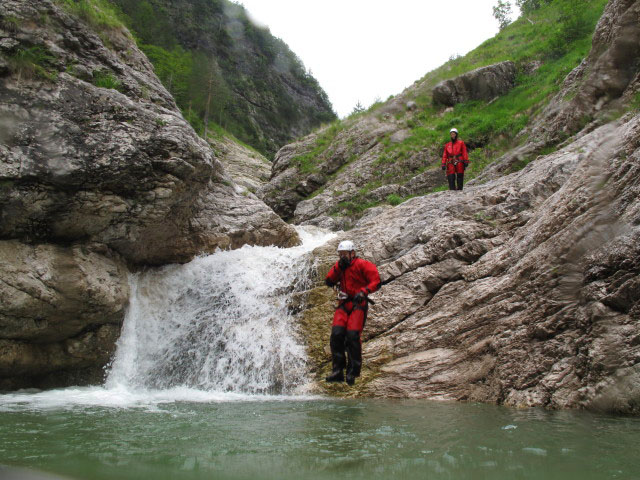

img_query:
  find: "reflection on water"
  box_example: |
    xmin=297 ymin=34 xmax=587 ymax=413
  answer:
xmin=0 ymin=395 xmax=639 ymax=480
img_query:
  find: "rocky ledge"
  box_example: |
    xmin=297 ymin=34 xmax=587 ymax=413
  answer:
xmin=302 ymin=112 xmax=640 ymax=413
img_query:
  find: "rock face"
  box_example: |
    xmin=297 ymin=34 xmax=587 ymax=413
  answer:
xmin=432 ymin=61 xmax=517 ymax=106
xmin=0 ymin=0 xmax=298 ymax=388
xmin=211 ymin=136 xmax=271 ymax=195
xmin=111 ymin=0 xmax=337 ymax=157
xmin=296 ymin=0 xmax=640 ymax=413
xmin=258 ymin=115 xmax=443 ymax=230
xmin=303 ymin=113 xmax=640 ymax=413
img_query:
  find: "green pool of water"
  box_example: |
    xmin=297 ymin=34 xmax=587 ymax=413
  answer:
xmin=0 ymin=390 xmax=638 ymax=480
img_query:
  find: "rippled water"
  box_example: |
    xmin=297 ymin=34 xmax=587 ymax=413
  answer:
xmin=0 ymin=392 xmax=639 ymax=480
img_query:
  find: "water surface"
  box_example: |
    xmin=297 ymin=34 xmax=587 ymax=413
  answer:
xmin=1 ymin=391 xmax=638 ymax=480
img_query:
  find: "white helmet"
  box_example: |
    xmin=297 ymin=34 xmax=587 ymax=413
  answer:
xmin=450 ymin=128 xmax=458 ymax=134
xmin=337 ymin=240 xmax=356 ymax=252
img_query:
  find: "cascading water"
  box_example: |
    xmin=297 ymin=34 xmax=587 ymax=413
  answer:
xmin=106 ymin=226 xmax=336 ymax=395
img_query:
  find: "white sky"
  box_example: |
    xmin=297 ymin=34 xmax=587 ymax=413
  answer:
xmin=238 ymin=1 xmax=514 ymax=118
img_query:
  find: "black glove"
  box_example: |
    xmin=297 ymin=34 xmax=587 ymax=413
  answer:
xmin=441 ymin=165 xmax=446 ymax=171
xmin=353 ymin=292 xmax=367 ymax=304
xmin=463 ymin=163 xmax=467 ymax=171
xmin=325 ymin=279 xmax=336 ymax=288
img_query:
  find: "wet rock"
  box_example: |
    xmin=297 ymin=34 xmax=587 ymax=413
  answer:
xmin=0 ymin=0 xmax=299 ymax=388
xmin=302 ymin=115 xmax=640 ymax=413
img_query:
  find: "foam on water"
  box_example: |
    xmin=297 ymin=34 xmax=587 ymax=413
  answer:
xmin=0 ymin=226 xmax=336 ymax=410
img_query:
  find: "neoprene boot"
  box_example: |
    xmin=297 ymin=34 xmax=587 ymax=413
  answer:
xmin=326 ymin=326 xmax=347 ymax=383
xmin=325 ymin=370 xmax=344 ymax=382
xmin=345 ymin=330 xmax=362 ymax=386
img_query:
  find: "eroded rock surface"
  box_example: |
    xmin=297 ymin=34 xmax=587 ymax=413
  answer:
xmin=0 ymin=0 xmax=298 ymax=388
xmin=432 ymin=61 xmax=517 ymax=107
xmin=258 ymin=116 xmax=442 ymax=230
xmin=302 ymin=114 xmax=640 ymax=413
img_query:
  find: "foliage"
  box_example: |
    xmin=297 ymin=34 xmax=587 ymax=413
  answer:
xmin=515 ymin=0 xmax=553 ymax=15
xmin=350 ymin=101 xmax=365 ymax=116
xmin=92 ymin=69 xmax=123 ymax=91
xmin=298 ymin=0 xmax=608 ymax=224
xmin=293 ymin=121 xmax=345 ymax=174
xmin=110 ymin=0 xmax=335 ymax=156
xmin=57 ymin=0 xmax=126 ymax=31
xmin=387 ymin=0 xmax=608 ymax=187
xmin=7 ymin=45 xmax=58 ymax=82
xmin=493 ymin=0 xmax=513 ymax=30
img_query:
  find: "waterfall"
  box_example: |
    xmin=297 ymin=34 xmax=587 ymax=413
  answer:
xmin=106 ymin=226 xmax=336 ymax=395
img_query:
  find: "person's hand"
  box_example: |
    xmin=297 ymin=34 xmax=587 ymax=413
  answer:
xmin=441 ymin=165 xmax=446 ymax=171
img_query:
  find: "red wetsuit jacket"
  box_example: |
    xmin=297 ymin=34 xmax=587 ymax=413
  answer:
xmin=325 ymin=257 xmax=381 ymax=299
xmin=442 ymin=139 xmax=469 ymax=175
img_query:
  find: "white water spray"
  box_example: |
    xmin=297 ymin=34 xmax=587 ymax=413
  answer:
xmin=106 ymin=226 xmax=335 ymax=395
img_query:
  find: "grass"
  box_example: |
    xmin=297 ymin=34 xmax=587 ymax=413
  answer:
xmin=57 ymin=0 xmax=126 ymax=31
xmin=378 ymin=0 xmax=607 ymax=187
xmin=92 ymin=69 xmax=123 ymax=91
xmin=293 ymin=121 xmax=346 ymax=174
xmin=7 ymin=45 xmax=58 ymax=82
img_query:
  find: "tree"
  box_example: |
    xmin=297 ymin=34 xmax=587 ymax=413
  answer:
xmin=493 ymin=0 xmax=513 ymax=30
xmin=351 ymin=100 xmax=365 ymax=116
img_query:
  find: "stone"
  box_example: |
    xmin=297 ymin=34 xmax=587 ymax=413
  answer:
xmin=0 ymin=0 xmax=299 ymax=388
xmin=432 ymin=61 xmax=517 ymax=107
xmin=301 ymin=114 xmax=640 ymax=413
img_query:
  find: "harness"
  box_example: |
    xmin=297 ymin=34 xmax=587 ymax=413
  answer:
xmin=446 ymin=142 xmax=461 ymax=167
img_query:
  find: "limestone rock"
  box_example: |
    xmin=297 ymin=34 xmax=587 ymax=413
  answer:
xmin=210 ymin=136 xmax=271 ymax=195
xmin=301 ymin=115 xmax=640 ymax=413
xmin=0 ymin=0 xmax=299 ymax=388
xmin=0 ymin=241 xmax=127 ymax=388
xmin=432 ymin=61 xmax=517 ymax=106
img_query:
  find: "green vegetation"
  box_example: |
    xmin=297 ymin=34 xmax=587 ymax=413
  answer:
xmin=92 ymin=69 xmax=123 ymax=91
xmin=383 ymin=0 xmax=607 ymax=184
xmin=7 ymin=45 xmax=58 ymax=82
xmin=293 ymin=122 xmax=345 ymax=173
xmin=110 ymin=0 xmax=335 ymax=156
xmin=57 ymin=0 xmax=126 ymax=31
xmin=290 ymin=0 xmax=608 ymax=222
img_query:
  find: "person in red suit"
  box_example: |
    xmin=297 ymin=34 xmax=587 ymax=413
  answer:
xmin=442 ymin=127 xmax=469 ymax=190
xmin=324 ymin=240 xmax=381 ymax=386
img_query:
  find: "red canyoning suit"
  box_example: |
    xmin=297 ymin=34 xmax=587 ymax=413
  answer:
xmin=325 ymin=257 xmax=381 ymax=379
xmin=442 ymin=138 xmax=469 ymax=175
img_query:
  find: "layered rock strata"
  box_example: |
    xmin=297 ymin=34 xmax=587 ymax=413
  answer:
xmin=0 ymin=0 xmax=297 ymax=388
xmin=303 ymin=113 xmax=640 ymax=413
xmin=431 ymin=61 xmax=517 ymax=107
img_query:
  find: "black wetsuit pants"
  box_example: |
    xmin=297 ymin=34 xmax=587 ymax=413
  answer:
xmin=447 ymin=173 xmax=464 ymax=190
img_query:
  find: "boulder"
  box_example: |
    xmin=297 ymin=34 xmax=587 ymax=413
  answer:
xmin=432 ymin=61 xmax=516 ymax=106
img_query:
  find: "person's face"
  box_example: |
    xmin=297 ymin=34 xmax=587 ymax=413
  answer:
xmin=450 ymin=132 xmax=457 ymax=141
xmin=338 ymin=250 xmax=355 ymax=261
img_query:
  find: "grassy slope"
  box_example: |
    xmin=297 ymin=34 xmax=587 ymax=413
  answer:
xmin=290 ymin=0 xmax=609 ymax=218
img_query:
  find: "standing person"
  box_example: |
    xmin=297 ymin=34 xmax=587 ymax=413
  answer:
xmin=324 ymin=240 xmax=381 ymax=386
xmin=442 ymin=127 xmax=469 ymax=190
